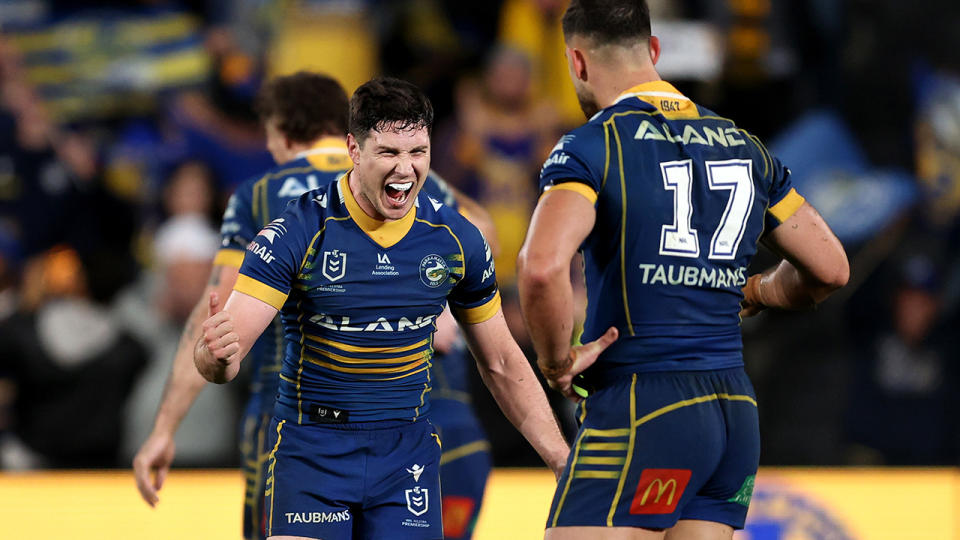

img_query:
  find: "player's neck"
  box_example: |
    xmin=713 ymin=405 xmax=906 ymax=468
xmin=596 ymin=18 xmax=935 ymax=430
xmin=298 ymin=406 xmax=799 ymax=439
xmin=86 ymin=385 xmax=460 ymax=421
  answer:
xmin=596 ymin=67 xmax=662 ymax=110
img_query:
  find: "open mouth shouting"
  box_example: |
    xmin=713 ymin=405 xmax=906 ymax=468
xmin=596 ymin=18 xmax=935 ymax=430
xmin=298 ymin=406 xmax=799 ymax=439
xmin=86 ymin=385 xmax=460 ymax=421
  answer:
xmin=384 ymin=180 xmax=415 ymax=209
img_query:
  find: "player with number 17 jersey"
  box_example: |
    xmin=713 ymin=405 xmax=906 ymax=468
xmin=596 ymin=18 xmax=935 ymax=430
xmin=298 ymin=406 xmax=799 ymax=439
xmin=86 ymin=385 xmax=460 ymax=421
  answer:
xmin=540 ymin=80 xmax=803 ymax=382
xmin=539 ymin=80 xmax=804 ymax=529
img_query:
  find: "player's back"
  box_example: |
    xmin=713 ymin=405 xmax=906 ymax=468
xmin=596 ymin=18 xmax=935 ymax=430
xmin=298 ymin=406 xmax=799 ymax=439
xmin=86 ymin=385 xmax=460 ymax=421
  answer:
xmin=539 ymin=81 xmax=802 ymax=381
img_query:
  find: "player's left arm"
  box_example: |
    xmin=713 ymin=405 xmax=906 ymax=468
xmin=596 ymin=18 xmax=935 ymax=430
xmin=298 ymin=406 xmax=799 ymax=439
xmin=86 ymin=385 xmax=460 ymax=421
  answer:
xmin=457 ymin=308 xmax=570 ymax=477
xmin=517 ymin=189 xmax=618 ymax=401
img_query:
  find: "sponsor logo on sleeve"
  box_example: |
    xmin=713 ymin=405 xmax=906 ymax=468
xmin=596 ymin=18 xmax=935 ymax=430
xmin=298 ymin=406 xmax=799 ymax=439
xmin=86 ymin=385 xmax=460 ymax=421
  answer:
xmin=259 ymin=218 xmax=287 ymax=244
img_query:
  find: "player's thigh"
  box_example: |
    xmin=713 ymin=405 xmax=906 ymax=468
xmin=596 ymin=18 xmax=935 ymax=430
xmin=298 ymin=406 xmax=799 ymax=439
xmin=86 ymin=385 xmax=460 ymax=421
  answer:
xmin=264 ymin=420 xmax=359 ymax=540
xmin=438 ymin=424 xmax=491 ymax=539
xmin=545 ymin=526 xmax=665 ymax=539
xmin=665 ymin=519 xmax=734 ymax=540
xmin=361 ymin=420 xmax=443 ymax=539
xmin=243 ymin=409 xmax=273 ymax=540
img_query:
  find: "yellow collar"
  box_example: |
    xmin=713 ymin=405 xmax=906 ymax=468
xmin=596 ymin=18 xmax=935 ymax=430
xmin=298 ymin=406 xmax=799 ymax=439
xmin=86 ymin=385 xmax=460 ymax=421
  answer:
xmin=614 ymin=80 xmax=688 ymax=103
xmin=613 ymin=80 xmax=698 ymax=119
xmin=339 ymin=173 xmax=416 ymax=249
xmin=298 ymin=136 xmax=352 ymax=171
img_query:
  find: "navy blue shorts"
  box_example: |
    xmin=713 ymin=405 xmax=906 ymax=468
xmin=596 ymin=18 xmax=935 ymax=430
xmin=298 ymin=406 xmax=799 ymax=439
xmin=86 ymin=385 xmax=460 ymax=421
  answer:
xmin=432 ymin=399 xmax=491 ymax=539
xmin=239 ymin=395 xmax=272 ymax=540
xmin=547 ymin=367 xmax=760 ymax=531
xmin=264 ymin=416 xmax=443 ymax=539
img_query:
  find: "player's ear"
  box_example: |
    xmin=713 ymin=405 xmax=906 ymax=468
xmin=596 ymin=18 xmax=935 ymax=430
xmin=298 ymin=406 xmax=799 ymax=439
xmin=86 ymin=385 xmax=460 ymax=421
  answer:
xmin=346 ymin=133 xmax=361 ymax=165
xmin=568 ymin=46 xmax=588 ymax=83
xmin=648 ymin=35 xmax=661 ymax=65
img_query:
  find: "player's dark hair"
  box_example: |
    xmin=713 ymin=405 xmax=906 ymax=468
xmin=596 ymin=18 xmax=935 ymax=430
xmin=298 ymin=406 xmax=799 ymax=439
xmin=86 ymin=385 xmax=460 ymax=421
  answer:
xmin=562 ymin=0 xmax=651 ymax=45
xmin=255 ymin=71 xmax=348 ymax=142
xmin=348 ymin=77 xmax=434 ymax=145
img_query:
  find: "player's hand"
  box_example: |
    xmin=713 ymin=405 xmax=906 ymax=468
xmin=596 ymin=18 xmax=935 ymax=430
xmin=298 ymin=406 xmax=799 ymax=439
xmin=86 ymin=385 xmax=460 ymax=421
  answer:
xmin=739 ymin=274 xmax=768 ymax=318
xmin=195 ymin=292 xmax=240 ymax=383
xmin=132 ymin=431 xmax=176 ymax=507
xmin=541 ymin=326 xmax=619 ymax=403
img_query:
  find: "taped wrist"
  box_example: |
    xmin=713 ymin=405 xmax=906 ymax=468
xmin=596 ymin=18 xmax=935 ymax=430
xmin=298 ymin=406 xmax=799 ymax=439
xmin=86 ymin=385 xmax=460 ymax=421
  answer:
xmin=538 ymin=354 xmax=574 ymax=380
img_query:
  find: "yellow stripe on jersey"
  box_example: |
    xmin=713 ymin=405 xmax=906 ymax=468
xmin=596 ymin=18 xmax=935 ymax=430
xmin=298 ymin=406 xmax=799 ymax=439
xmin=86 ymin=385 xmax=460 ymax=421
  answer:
xmin=213 ymin=249 xmax=245 ymax=268
xmin=341 ymin=174 xmax=416 ymax=248
xmin=303 ymin=353 xmax=429 ymax=374
xmin=768 ymin=188 xmax=805 ymax=223
xmin=542 ymin=182 xmax=598 ymax=204
xmin=304 ymin=334 xmax=431 ymax=354
xmin=234 ymin=274 xmax=288 ymax=310
xmin=453 ymin=290 xmax=502 ymax=324
xmin=303 ymin=343 xmax=429 ymax=365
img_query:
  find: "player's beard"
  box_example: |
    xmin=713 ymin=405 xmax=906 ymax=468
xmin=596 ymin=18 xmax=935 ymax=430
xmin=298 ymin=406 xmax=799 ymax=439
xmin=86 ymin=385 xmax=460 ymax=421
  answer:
xmin=575 ymin=87 xmax=600 ymax=119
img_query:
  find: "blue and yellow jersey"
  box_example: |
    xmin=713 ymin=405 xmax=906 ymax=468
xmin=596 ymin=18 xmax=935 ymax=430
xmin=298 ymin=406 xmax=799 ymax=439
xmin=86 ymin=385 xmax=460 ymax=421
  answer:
xmin=539 ymin=81 xmax=804 ymax=379
xmin=213 ymin=138 xmax=461 ymax=413
xmin=234 ymin=174 xmax=498 ymax=423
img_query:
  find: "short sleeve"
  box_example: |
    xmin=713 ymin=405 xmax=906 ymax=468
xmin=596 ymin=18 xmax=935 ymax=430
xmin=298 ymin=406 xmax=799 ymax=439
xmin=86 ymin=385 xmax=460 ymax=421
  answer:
xmin=448 ymin=221 xmax=500 ymax=324
xmin=214 ymin=184 xmax=258 ymax=268
xmin=538 ymin=131 xmax=601 ymax=204
xmin=763 ymin=154 xmax=805 ymax=232
xmin=235 ymin=195 xmax=316 ymax=310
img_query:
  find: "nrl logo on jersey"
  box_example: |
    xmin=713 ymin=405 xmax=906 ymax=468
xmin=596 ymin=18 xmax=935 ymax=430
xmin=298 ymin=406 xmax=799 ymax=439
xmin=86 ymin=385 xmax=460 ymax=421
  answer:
xmin=322 ymin=249 xmax=347 ymax=282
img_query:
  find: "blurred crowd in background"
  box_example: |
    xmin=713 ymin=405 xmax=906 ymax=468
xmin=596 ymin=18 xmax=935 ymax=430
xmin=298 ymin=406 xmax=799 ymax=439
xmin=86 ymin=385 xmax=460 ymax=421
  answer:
xmin=0 ymin=0 xmax=958 ymax=471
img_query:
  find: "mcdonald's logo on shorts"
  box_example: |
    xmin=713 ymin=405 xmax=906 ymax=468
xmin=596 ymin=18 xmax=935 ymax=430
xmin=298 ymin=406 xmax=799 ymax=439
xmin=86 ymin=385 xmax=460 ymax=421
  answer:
xmin=630 ymin=469 xmax=692 ymax=514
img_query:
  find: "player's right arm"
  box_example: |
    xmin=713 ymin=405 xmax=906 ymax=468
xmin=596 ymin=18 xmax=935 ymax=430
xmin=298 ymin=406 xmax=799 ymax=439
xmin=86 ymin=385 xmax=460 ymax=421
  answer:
xmin=195 ymin=192 xmax=317 ymax=382
xmin=741 ymin=202 xmax=849 ymax=316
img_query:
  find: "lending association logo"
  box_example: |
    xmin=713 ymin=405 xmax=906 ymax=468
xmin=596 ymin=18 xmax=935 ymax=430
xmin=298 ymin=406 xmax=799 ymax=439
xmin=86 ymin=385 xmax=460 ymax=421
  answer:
xmin=419 ymin=255 xmax=448 ymax=288
xmin=322 ymin=250 xmax=347 ymax=282
xmin=405 ymin=486 xmax=429 ymax=516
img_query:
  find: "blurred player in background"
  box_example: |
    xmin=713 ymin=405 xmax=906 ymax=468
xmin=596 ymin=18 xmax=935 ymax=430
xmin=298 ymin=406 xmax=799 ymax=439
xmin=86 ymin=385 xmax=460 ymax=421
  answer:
xmin=517 ymin=1 xmax=850 ymax=539
xmin=134 ymin=72 xmax=497 ymax=539
xmin=194 ymin=77 xmax=573 ymax=540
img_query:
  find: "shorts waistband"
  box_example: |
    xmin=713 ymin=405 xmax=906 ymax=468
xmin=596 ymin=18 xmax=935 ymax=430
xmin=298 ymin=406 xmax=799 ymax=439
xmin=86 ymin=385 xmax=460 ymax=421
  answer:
xmin=273 ymin=400 xmax=427 ymax=430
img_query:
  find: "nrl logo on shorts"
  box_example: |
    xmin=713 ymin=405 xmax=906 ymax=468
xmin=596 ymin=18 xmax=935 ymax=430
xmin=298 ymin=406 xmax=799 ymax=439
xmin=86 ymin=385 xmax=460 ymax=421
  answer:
xmin=322 ymin=250 xmax=347 ymax=282
xmin=405 ymin=486 xmax=429 ymax=516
